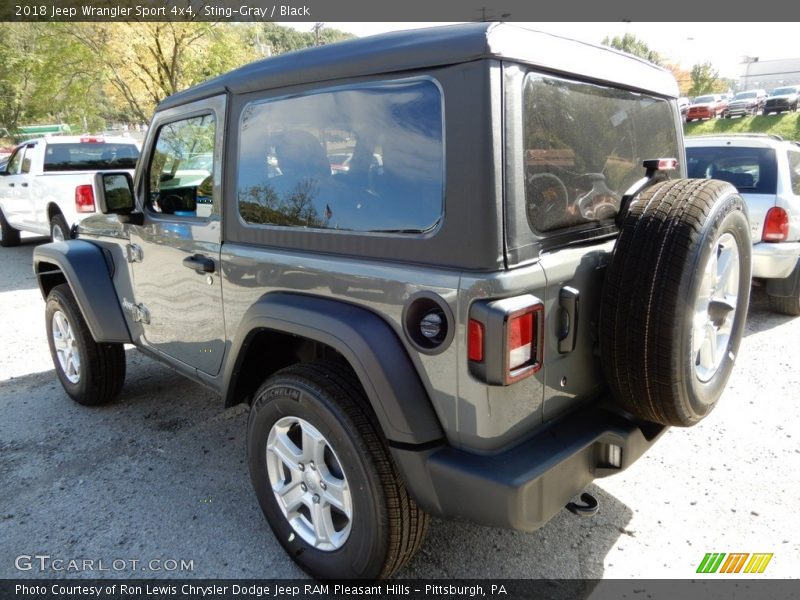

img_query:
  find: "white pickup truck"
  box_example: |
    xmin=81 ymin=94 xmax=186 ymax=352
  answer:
xmin=0 ymin=136 xmax=139 ymax=246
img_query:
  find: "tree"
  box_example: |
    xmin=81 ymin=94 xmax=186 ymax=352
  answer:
xmin=665 ymin=63 xmax=692 ymax=96
xmin=689 ymin=62 xmax=727 ymax=97
xmin=0 ymin=22 xmax=357 ymax=136
xmin=0 ymin=24 xmax=36 ymax=133
xmin=64 ymin=22 xmax=259 ymax=123
xmin=602 ymin=33 xmax=663 ymax=66
xmin=0 ymin=23 xmax=111 ymax=134
xmin=257 ymin=22 xmax=354 ymax=56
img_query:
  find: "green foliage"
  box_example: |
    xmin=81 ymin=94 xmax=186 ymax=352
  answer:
xmin=0 ymin=22 xmax=353 ymax=133
xmin=601 ymin=33 xmax=663 ymax=66
xmin=689 ymin=62 xmax=727 ymax=97
xmin=685 ymin=112 xmax=800 ymax=142
xmin=256 ymin=23 xmax=354 ymax=55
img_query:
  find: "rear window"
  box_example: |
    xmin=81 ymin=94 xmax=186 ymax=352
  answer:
xmin=237 ymin=78 xmax=443 ymax=234
xmin=686 ymin=146 xmax=777 ymax=194
xmin=43 ymin=143 xmax=139 ymax=172
xmin=522 ymin=73 xmax=679 ymax=233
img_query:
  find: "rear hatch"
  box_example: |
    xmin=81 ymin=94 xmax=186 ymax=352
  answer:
xmin=505 ymin=70 xmax=683 ymax=423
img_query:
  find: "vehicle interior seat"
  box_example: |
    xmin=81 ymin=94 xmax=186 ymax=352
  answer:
xmin=272 ymin=131 xmax=331 ymax=183
xmin=709 ymin=167 xmax=755 ymax=189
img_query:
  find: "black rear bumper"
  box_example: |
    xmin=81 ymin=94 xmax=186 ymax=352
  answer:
xmin=391 ymin=404 xmax=665 ymax=531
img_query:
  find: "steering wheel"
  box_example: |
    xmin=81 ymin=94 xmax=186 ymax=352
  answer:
xmin=575 ymin=173 xmax=620 ymax=221
xmin=526 ymin=172 xmax=569 ymax=232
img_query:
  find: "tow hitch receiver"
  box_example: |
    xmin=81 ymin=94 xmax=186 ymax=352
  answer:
xmin=566 ymin=492 xmax=599 ymax=517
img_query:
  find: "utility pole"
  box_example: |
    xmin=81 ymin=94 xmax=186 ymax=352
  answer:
xmin=312 ymin=23 xmax=324 ymax=46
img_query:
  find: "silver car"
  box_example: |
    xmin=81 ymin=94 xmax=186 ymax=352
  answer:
xmin=687 ymin=134 xmax=800 ymax=314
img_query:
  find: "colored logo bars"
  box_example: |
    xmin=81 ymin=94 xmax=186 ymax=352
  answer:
xmin=696 ymin=553 xmax=773 ymax=574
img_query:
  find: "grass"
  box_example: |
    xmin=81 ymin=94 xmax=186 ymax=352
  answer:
xmin=684 ymin=111 xmax=800 ymax=141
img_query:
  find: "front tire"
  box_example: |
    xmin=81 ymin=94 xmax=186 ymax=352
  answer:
xmin=0 ymin=208 xmax=21 ymax=247
xmin=601 ymin=179 xmax=751 ymax=426
xmin=45 ymin=284 xmax=126 ymax=405
xmin=247 ymin=361 xmax=428 ymax=579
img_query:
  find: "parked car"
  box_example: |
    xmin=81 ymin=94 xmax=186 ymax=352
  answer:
xmin=678 ymin=96 xmax=690 ymax=117
xmin=32 ymin=23 xmax=751 ymax=579
xmin=686 ymin=134 xmax=800 ymax=314
xmin=686 ymin=94 xmax=726 ymax=121
xmin=724 ymin=89 xmax=768 ymax=118
xmin=0 ymin=136 xmax=139 ymax=245
xmin=763 ymin=85 xmax=800 ymax=114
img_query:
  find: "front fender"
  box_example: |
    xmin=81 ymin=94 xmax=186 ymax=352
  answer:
xmin=33 ymin=240 xmax=131 ymax=344
xmin=224 ymin=293 xmax=444 ymax=445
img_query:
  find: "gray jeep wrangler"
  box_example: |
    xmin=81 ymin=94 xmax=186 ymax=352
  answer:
xmin=33 ymin=23 xmax=752 ymax=579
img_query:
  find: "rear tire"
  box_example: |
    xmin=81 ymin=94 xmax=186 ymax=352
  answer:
xmin=0 ymin=208 xmax=20 ymax=247
xmin=50 ymin=213 xmax=70 ymax=242
xmin=601 ymin=179 xmax=751 ymax=426
xmin=45 ymin=284 xmax=126 ymax=405
xmin=769 ymin=293 xmax=800 ymax=316
xmin=247 ymin=361 xmax=428 ymax=579
xmin=767 ymin=267 xmax=800 ymax=316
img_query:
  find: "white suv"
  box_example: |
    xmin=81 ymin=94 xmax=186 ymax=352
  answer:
xmin=686 ymin=134 xmax=800 ymax=315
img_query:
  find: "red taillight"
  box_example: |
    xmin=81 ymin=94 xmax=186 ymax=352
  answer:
xmin=79 ymin=136 xmax=104 ymax=143
xmin=763 ymin=207 xmax=789 ymax=242
xmin=467 ymin=319 xmax=484 ymax=362
xmin=505 ymin=303 xmax=544 ymax=383
xmin=75 ymin=185 xmax=95 ymax=213
xmin=508 ymin=312 xmax=533 ymax=370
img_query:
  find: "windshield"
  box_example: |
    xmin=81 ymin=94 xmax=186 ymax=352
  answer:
xmin=771 ymin=87 xmax=796 ymax=96
xmin=43 ymin=142 xmax=139 ymax=171
xmin=693 ymin=95 xmax=715 ymax=104
xmin=734 ymin=92 xmax=757 ymax=100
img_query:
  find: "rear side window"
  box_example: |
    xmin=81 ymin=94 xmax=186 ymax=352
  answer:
xmin=686 ymin=146 xmax=777 ymax=194
xmin=788 ymin=150 xmax=800 ymax=195
xmin=522 ymin=73 xmax=679 ymax=233
xmin=43 ymin=142 xmax=139 ymax=171
xmin=237 ymin=79 xmax=444 ymax=234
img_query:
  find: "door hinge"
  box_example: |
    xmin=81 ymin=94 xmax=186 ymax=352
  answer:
xmin=126 ymin=243 xmax=143 ymax=263
xmin=121 ymin=297 xmax=150 ymax=324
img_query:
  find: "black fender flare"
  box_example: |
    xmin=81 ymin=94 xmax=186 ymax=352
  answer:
xmin=223 ymin=292 xmax=444 ymax=445
xmin=33 ymin=241 xmax=131 ymax=344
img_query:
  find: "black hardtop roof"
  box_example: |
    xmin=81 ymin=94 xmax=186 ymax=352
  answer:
xmin=158 ymin=22 xmax=678 ymax=111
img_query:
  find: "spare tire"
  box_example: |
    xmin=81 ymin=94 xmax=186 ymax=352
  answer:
xmin=601 ymin=179 xmax=751 ymax=427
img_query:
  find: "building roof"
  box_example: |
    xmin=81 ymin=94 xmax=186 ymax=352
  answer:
xmin=158 ymin=22 xmax=678 ymax=111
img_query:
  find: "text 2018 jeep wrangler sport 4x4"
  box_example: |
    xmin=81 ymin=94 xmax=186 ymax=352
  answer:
xmin=32 ymin=23 xmax=751 ymax=579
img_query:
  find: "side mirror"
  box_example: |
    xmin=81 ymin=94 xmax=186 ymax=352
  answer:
xmin=94 ymin=172 xmax=135 ymax=214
